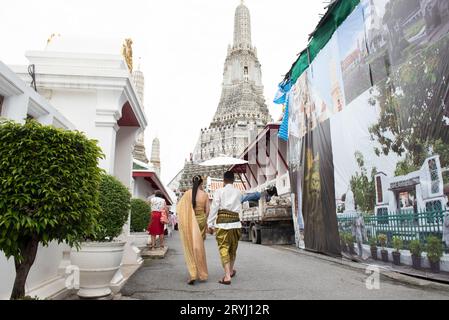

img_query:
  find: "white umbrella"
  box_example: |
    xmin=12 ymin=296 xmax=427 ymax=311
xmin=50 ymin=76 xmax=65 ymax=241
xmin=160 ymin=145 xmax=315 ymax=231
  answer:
xmin=199 ymin=155 xmax=248 ymax=167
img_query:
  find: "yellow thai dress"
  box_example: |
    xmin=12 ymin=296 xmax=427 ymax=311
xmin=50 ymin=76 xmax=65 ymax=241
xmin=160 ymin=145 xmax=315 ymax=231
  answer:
xmin=177 ymin=190 xmax=208 ymax=281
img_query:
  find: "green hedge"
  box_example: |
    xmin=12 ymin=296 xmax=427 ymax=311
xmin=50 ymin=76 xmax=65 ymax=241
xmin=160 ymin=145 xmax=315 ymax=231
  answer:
xmin=130 ymin=198 xmax=151 ymax=233
xmin=94 ymin=174 xmax=131 ymax=241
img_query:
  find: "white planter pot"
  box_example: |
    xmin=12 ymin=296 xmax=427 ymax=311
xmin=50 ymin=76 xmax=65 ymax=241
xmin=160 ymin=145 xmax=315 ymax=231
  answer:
xmin=71 ymin=241 xmax=126 ymax=298
xmin=131 ymin=232 xmax=149 ymax=248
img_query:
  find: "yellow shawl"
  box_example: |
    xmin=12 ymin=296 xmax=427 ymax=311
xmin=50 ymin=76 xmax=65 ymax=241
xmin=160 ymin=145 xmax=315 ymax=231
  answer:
xmin=177 ymin=190 xmax=208 ymax=281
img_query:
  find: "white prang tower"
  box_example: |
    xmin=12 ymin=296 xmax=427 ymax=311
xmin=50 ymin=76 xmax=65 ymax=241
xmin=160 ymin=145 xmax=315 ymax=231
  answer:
xmin=132 ymin=60 xmax=149 ymax=164
xmin=150 ymin=137 xmax=161 ymax=177
xmin=192 ymin=0 xmax=272 ymax=162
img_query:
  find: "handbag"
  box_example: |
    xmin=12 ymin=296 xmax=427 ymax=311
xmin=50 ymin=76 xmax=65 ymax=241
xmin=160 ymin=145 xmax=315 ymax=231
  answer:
xmin=160 ymin=212 xmax=169 ymax=224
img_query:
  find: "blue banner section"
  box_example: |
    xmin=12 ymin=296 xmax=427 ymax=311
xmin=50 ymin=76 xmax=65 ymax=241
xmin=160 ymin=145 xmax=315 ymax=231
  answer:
xmin=278 ymin=103 xmax=289 ymax=141
xmin=273 ymin=82 xmax=292 ymax=105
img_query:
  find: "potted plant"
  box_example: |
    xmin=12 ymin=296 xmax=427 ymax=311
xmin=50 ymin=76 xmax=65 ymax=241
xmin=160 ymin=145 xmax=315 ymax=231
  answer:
xmin=130 ymin=198 xmax=151 ymax=248
xmin=0 ymin=121 xmax=103 ymax=300
xmin=392 ymin=236 xmax=403 ymax=266
xmin=340 ymin=233 xmax=348 ymax=253
xmin=346 ymin=233 xmax=356 ymax=255
xmin=378 ymin=234 xmax=389 ymax=262
xmin=369 ymin=237 xmax=378 ymax=260
xmin=71 ymin=174 xmax=131 ymax=298
xmin=409 ymin=239 xmax=422 ymax=270
xmin=426 ymin=236 xmax=443 ymax=273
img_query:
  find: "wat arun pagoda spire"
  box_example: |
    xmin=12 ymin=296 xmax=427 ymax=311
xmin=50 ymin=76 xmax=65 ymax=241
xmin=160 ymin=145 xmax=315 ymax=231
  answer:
xmin=192 ymin=0 xmax=272 ymax=163
xmin=174 ymin=1 xmax=272 ymax=194
xmin=234 ymin=0 xmax=252 ymax=48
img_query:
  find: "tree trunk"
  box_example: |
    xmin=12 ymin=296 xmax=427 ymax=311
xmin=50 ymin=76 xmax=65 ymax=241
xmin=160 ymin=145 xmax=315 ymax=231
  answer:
xmin=10 ymin=236 xmax=39 ymax=300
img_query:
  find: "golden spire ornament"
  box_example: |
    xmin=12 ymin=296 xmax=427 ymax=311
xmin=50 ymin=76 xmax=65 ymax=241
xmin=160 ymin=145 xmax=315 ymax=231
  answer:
xmin=46 ymin=33 xmax=61 ymax=48
xmin=122 ymin=38 xmax=134 ymax=72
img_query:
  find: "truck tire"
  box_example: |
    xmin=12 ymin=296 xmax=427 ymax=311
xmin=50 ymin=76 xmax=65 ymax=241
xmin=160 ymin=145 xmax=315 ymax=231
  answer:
xmin=241 ymin=225 xmax=250 ymax=242
xmin=251 ymin=225 xmax=261 ymax=244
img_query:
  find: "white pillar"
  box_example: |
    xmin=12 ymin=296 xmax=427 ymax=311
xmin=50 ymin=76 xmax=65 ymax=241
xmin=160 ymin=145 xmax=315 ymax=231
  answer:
xmin=114 ymin=126 xmax=142 ymax=266
xmin=94 ymin=121 xmax=119 ymax=174
xmin=114 ymin=126 xmax=139 ymax=191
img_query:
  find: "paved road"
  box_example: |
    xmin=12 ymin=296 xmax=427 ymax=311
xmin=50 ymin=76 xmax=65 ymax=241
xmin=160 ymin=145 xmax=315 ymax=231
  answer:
xmin=121 ymin=231 xmax=449 ymax=300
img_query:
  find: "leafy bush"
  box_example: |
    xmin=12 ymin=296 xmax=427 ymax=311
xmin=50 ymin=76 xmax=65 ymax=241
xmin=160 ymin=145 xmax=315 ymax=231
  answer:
xmin=92 ymin=174 xmax=131 ymax=241
xmin=0 ymin=120 xmax=103 ymax=299
xmin=409 ymin=240 xmax=422 ymax=257
xmin=426 ymin=236 xmax=443 ymax=263
xmin=392 ymin=236 xmax=403 ymax=252
xmin=345 ymin=233 xmax=354 ymax=244
xmin=378 ymin=234 xmax=387 ymax=249
xmin=130 ymin=199 xmax=151 ymax=232
xmin=369 ymin=237 xmax=377 ymax=248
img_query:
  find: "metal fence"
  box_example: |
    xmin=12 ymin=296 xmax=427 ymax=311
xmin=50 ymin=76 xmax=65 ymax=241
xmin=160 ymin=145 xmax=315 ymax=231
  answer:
xmin=337 ymin=210 xmax=448 ymax=252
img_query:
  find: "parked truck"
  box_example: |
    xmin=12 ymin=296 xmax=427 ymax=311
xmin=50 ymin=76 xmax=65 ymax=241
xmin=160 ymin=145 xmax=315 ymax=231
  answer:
xmin=230 ymin=123 xmax=295 ymax=245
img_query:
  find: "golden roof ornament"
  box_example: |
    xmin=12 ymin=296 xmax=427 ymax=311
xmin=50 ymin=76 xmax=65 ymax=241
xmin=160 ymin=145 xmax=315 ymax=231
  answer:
xmin=122 ymin=38 xmax=133 ymax=72
xmin=46 ymin=33 xmax=61 ymax=47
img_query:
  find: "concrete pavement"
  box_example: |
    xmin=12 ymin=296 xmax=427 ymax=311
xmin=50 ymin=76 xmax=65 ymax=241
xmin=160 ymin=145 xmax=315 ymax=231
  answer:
xmin=121 ymin=231 xmax=449 ymax=300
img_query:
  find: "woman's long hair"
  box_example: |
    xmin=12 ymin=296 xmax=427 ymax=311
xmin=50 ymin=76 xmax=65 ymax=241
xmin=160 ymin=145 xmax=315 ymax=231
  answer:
xmin=192 ymin=175 xmax=203 ymax=209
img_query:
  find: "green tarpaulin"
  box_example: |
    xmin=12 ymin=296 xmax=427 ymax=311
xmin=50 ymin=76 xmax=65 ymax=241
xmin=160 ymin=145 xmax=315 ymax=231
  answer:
xmin=288 ymin=0 xmax=360 ymax=84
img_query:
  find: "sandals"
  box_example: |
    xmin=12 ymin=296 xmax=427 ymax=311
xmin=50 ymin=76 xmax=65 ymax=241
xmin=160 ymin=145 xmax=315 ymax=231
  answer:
xmin=219 ymin=277 xmax=231 ymax=285
xmin=218 ymin=271 xmax=236 ymax=285
xmin=188 ymin=279 xmax=196 ymax=286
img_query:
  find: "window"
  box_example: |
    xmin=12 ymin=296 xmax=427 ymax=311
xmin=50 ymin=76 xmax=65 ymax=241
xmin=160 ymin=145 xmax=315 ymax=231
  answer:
xmin=376 ymin=176 xmax=383 ymax=203
xmin=426 ymin=200 xmax=442 ymax=212
xmin=428 ymin=159 xmax=440 ymax=194
xmin=244 ymin=66 xmax=249 ymax=81
xmin=425 ymin=200 xmax=443 ymax=224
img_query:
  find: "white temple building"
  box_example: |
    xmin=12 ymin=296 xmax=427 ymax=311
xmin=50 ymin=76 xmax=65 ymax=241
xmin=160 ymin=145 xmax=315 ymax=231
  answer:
xmin=1 ymin=36 xmax=151 ymax=299
xmin=375 ymin=155 xmax=446 ymax=217
xmin=0 ymin=61 xmax=78 ymax=299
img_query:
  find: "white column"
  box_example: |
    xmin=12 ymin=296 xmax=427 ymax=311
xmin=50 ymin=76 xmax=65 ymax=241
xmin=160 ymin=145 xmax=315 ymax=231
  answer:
xmin=95 ymin=110 xmax=120 ymax=174
xmin=114 ymin=126 xmax=142 ymax=267
xmin=114 ymin=126 xmax=139 ymax=190
xmin=416 ymin=186 xmax=425 ymax=212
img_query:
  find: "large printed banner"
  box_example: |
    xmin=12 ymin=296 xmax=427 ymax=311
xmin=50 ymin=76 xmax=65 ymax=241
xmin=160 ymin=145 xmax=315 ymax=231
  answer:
xmin=288 ymin=0 xmax=449 ymax=256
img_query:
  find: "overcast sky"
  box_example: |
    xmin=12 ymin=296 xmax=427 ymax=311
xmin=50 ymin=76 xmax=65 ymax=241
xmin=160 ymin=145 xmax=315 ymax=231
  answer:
xmin=0 ymin=0 xmax=326 ymax=185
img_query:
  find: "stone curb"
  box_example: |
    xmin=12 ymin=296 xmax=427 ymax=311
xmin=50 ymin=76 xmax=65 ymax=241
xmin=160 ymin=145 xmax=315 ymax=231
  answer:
xmin=276 ymin=246 xmax=449 ymax=293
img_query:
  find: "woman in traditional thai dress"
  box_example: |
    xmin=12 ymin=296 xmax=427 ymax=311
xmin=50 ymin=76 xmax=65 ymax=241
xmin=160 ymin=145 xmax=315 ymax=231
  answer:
xmin=148 ymin=191 xmax=168 ymax=249
xmin=177 ymin=175 xmax=209 ymax=285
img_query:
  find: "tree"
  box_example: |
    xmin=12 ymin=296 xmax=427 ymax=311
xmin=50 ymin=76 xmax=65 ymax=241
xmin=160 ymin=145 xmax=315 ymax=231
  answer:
xmin=382 ymin=0 xmax=419 ymax=63
xmin=369 ymin=34 xmax=449 ymax=171
xmin=350 ymin=152 xmax=376 ymax=214
xmin=0 ymin=120 xmax=103 ymax=299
